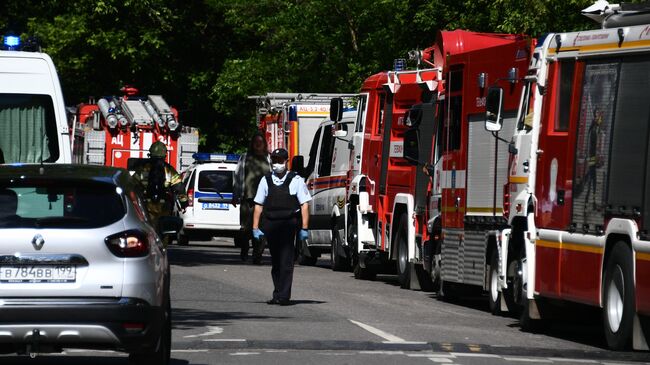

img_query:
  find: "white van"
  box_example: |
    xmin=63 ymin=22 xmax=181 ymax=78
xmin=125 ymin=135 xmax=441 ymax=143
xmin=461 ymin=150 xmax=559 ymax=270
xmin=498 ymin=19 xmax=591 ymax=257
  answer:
xmin=0 ymin=36 xmax=71 ymax=164
xmin=292 ymin=111 xmax=356 ymax=267
xmin=176 ymin=153 xmax=240 ymax=245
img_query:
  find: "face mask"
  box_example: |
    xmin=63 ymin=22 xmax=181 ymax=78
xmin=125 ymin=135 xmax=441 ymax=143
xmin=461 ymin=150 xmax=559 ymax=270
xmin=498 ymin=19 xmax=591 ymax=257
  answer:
xmin=272 ymin=163 xmax=286 ymax=174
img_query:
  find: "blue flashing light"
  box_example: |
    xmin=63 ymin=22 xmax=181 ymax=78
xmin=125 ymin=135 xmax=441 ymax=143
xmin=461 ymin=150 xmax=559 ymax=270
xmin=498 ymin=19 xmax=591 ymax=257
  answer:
xmin=192 ymin=153 xmax=240 ymax=163
xmin=3 ymin=35 xmax=20 ymax=48
xmin=394 ymin=58 xmax=406 ymax=72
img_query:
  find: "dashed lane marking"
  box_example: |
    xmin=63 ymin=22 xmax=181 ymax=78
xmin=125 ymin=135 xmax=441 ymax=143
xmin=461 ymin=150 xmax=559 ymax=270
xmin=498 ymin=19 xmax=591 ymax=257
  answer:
xmin=348 ymin=319 xmax=428 ymax=346
xmin=428 ymin=358 xmax=454 ymax=363
xmin=349 ymin=319 xmax=407 ymax=343
xmin=183 ymin=326 xmax=224 ymax=338
xmin=408 ymin=353 xmax=456 ymax=358
xmin=229 ymin=352 xmax=260 ymax=356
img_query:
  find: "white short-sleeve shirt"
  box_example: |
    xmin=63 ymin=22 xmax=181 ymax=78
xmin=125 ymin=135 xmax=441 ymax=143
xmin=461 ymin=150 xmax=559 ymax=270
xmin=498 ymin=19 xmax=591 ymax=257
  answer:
xmin=254 ymin=172 xmax=312 ymax=206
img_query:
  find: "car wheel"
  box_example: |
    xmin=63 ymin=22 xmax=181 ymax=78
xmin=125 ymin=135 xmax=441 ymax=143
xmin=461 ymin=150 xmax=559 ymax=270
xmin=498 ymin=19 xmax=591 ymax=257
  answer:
xmin=488 ymin=249 xmax=501 ymax=315
xmin=129 ymin=298 xmax=171 ymax=365
xmin=603 ymin=242 xmax=635 ymax=350
xmin=331 ymin=229 xmax=350 ymax=272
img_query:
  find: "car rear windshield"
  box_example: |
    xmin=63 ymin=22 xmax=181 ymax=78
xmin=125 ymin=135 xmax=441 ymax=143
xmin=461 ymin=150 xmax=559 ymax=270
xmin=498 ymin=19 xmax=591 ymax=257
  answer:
xmin=0 ymin=94 xmax=60 ymax=164
xmin=0 ymin=180 xmax=125 ymax=229
xmin=198 ymin=170 xmax=233 ymax=194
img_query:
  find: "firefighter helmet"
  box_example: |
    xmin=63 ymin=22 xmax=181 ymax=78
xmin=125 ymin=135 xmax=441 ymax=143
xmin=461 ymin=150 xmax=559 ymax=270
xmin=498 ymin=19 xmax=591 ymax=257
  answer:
xmin=149 ymin=141 xmax=167 ymax=158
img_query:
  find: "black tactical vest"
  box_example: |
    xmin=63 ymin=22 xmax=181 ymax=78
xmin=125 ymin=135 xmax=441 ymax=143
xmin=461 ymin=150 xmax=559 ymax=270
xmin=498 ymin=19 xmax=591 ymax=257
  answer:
xmin=263 ymin=172 xmax=300 ymax=220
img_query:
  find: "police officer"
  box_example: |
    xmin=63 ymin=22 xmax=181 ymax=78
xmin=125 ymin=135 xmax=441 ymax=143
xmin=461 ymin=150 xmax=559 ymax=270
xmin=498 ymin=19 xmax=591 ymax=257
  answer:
xmin=132 ymin=141 xmax=189 ymax=242
xmin=252 ymin=148 xmax=311 ymax=305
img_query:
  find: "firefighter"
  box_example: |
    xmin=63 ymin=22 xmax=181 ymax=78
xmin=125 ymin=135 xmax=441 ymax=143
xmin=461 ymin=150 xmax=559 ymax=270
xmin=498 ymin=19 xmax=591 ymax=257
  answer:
xmin=132 ymin=141 xmax=189 ymax=243
xmin=252 ymin=148 xmax=311 ymax=305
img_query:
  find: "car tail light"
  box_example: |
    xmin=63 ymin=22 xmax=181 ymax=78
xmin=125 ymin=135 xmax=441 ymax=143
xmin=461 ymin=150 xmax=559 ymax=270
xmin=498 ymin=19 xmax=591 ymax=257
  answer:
xmin=105 ymin=230 xmax=149 ymax=257
xmin=187 ymin=188 xmax=194 ymax=207
xmin=503 ymin=184 xmax=511 ymax=219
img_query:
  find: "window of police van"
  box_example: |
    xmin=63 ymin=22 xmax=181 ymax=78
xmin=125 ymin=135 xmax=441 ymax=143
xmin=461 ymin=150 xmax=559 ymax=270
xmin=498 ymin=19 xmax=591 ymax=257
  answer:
xmin=0 ymin=181 xmax=124 ymax=228
xmin=0 ymin=94 xmax=60 ymax=164
xmin=198 ymin=169 xmax=233 ymax=196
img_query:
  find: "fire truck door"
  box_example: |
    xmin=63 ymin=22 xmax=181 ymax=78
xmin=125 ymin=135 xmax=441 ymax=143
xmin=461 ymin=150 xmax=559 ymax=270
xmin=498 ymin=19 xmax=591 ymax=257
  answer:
xmin=414 ymin=102 xmax=436 ymax=216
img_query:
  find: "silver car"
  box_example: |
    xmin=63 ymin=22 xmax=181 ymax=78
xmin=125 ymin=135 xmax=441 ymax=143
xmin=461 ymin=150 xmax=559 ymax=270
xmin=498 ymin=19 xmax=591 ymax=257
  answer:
xmin=0 ymin=164 xmax=175 ymax=364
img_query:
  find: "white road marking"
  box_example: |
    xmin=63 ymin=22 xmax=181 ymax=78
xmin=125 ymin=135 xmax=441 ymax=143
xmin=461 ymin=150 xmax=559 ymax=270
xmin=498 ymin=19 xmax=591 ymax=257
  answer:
xmin=382 ymin=340 xmax=428 ymax=344
xmin=317 ymin=352 xmax=355 ymax=356
xmin=203 ymin=338 xmax=246 ymax=342
xmin=429 ymin=358 xmax=454 ymax=363
xmin=503 ymin=357 xmax=553 ymax=363
xmin=230 ymin=352 xmax=260 ymax=356
xmin=349 ymin=319 xmax=406 ymax=343
xmin=265 ymin=350 xmax=288 ymax=353
xmin=183 ymin=326 xmax=224 ymax=338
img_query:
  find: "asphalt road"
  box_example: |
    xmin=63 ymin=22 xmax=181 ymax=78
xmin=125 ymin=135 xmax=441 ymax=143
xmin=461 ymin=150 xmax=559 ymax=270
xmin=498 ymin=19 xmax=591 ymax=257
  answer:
xmin=2 ymin=237 xmax=649 ymax=364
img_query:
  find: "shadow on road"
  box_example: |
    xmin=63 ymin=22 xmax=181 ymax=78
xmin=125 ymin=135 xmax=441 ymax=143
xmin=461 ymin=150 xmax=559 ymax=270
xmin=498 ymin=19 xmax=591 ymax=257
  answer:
xmin=172 ymin=307 xmax=289 ymax=331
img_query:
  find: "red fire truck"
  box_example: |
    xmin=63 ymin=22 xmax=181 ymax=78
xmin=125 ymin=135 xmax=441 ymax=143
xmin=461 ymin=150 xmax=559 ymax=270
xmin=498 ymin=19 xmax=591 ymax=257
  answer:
xmin=71 ymin=87 xmax=198 ymax=171
xmin=345 ymin=30 xmax=531 ymax=295
xmin=484 ymin=1 xmax=650 ymax=350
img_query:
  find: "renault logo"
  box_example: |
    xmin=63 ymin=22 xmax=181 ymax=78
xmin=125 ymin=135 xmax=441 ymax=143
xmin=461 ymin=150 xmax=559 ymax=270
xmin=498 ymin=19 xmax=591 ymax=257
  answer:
xmin=32 ymin=234 xmax=45 ymax=251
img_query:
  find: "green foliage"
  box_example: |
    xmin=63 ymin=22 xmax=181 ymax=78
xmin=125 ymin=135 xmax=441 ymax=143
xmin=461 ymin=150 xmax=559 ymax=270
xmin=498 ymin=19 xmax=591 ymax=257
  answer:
xmin=1 ymin=0 xmax=612 ymax=152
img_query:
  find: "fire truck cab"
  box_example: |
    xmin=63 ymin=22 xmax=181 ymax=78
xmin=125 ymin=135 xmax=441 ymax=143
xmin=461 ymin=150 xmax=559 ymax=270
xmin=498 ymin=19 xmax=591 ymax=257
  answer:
xmin=486 ymin=1 xmax=650 ymax=350
xmin=0 ymin=35 xmax=71 ymax=164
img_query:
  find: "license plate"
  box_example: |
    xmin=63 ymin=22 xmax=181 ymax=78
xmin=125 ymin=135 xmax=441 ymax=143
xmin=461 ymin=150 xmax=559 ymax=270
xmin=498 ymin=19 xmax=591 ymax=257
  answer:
xmin=0 ymin=265 xmax=76 ymax=283
xmin=202 ymin=202 xmax=229 ymax=210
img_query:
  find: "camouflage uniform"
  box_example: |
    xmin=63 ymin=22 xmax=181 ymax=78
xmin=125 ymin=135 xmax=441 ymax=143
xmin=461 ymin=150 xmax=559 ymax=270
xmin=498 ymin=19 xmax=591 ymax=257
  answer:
xmin=132 ymin=142 xmax=188 ymax=242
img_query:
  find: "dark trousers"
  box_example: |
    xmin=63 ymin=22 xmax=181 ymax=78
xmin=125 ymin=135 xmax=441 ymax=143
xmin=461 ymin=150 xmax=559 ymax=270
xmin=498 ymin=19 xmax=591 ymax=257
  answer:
xmin=265 ymin=217 xmax=297 ymax=301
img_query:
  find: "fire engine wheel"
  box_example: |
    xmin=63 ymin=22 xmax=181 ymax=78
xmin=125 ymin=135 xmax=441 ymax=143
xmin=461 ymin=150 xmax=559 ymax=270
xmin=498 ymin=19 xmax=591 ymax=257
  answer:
xmin=488 ymin=249 xmax=501 ymax=315
xmin=396 ymin=215 xmax=411 ymax=289
xmin=603 ymin=242 xmax=635 ymax=350
xmin=331 ymin=229 xmax=350 ymax=272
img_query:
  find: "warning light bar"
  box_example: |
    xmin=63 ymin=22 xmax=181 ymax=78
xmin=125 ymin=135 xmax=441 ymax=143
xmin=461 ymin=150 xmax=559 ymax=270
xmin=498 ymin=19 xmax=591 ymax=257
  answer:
xmin=192 ymin=153 xmax=240 ymax=163
xmin=3 ymin=35 xmax=20 ymax=50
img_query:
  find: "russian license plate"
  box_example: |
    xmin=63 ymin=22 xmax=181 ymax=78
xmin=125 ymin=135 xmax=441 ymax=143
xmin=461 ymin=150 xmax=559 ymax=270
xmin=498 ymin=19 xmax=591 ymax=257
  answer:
xmin=202 ymin=202 xmax=229 ymax=210
xmin=0 ymin=265 xmax=76 ymax=283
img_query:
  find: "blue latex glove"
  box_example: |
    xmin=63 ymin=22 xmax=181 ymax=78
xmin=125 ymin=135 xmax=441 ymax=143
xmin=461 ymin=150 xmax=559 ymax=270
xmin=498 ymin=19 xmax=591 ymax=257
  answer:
xmin=253 ymin=228 xmax=264 ymax=240
xmin=298 ymin=229 xmax=309 ymax=241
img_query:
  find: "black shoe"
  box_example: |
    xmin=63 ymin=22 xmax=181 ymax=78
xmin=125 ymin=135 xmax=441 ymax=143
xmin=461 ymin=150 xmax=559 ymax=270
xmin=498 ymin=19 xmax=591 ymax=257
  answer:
xmin=266 ymin=298 xmax=280 ymax=305
xmin=278 ymin=299 xmax=291 ymax=306
xmin=253 ymin=257 xmax=262 ymax=265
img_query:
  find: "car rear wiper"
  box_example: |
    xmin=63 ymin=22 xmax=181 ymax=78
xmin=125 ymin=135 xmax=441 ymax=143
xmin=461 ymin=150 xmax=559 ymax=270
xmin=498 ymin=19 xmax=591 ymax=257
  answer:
xmin=199 ymin=188 xmax=225 ymax=199
xmin=35 ymin=216 xmax=91 ymax=227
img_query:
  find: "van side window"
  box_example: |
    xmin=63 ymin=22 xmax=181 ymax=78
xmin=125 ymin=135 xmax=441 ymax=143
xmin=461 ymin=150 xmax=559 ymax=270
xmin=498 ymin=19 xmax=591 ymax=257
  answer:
xmin=318 ymin=125 xmax=334 ymax=176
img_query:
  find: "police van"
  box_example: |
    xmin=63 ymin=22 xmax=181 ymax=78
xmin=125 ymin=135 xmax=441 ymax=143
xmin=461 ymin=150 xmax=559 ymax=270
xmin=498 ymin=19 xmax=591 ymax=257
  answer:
xmin=176 ymin=153 xmax=240 ymax=245
xmin=0 ymin=35 xmax=71 ymax=164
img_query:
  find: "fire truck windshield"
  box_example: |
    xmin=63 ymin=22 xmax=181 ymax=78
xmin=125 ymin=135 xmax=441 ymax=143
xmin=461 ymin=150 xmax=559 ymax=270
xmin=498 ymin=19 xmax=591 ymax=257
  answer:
xmin=0 ymin=94 xmax=59 ymax=164
xmin=516 ymin=81 xmax=535 ymax=132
